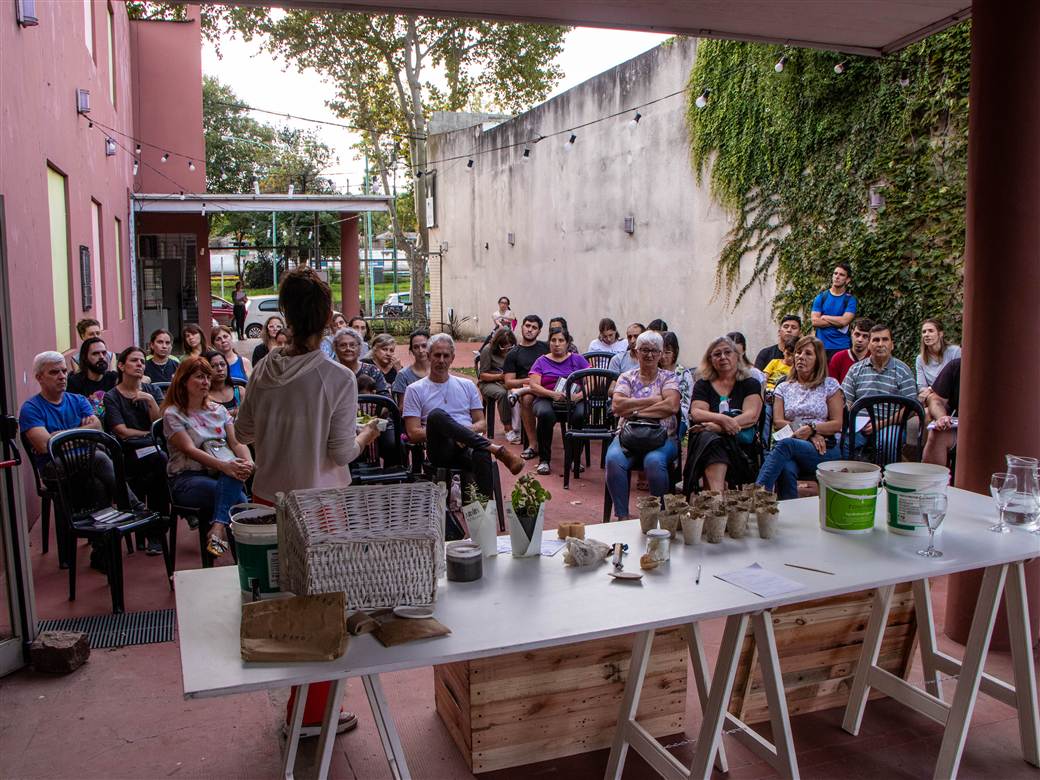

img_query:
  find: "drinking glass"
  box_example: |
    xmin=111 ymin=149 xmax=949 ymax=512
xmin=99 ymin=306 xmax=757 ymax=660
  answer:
xmin=989 ymin=473 xmax=1017 ymax=534
xmin=916 ymin=493 xmax=948 ymax=558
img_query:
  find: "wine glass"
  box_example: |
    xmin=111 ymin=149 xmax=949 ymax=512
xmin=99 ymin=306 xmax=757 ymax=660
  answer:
xmin=989 ymin=473 xmax=1017 ymax=534
xmin=917 ymin=493 xmax=948 ymax=558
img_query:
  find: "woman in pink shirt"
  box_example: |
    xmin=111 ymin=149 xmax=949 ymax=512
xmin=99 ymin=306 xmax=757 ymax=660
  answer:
xmin=527 ymin=328 xmax=589 ymax=474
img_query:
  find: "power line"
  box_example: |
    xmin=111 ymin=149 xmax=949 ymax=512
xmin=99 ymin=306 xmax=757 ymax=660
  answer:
xmin=213 ymin=99 xmax=428 ymax=141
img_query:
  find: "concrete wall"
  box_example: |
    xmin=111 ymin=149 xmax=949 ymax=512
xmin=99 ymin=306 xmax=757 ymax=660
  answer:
xmin=428 ymin=38 xmax=778 ymax=362
xmin=1 ymin=0 xmax=137 ymax=398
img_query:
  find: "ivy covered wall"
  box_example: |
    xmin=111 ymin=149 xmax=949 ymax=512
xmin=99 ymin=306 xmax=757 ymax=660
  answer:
xmin=686 ymin=23 xmax=970 ymax=356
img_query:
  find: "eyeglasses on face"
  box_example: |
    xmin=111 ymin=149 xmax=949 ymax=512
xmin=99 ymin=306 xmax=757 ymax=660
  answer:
xmin=638 ymin=348 xmax=662 ymax=356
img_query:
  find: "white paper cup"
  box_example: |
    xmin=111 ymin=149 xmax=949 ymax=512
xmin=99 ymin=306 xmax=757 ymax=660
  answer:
xmin=681 ymin=514 xmax=704 ymax=545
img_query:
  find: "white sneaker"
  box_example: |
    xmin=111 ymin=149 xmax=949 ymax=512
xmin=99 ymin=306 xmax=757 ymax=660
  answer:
xmin=505 ymin=430 xmax=521 ymax=444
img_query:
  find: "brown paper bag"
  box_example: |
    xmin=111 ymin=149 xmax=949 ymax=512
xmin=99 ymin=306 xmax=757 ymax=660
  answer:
xmin=370 ymin=610 xmax=451 ymax=647
xmin=240 ymin=592 xmax=348 ymax=662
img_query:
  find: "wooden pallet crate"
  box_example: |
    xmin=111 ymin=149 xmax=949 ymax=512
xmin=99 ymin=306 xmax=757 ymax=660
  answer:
xmin=434 ymin=627 xmax=688 ymax=773
xmin=728 ymin=583 xmax=918 ymax=723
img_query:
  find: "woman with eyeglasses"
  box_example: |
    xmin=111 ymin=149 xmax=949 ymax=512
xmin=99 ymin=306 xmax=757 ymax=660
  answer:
xmin=683 ymin=336 xmax=763 ymax=494
xmin=606 ymin=330 xmax=681 ymax=520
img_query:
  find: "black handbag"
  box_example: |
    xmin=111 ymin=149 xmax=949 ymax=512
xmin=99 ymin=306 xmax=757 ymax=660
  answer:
xmin=619 ymin=415 xmax=668 ymax=456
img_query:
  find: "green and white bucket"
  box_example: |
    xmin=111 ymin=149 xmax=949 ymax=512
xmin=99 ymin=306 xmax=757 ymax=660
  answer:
xmin=229 ymin=503 xmax=280 ymax=595
xmin=817 ymin=461 xmax=882 ymax=534
xmin=883 ymin=462 xmax=950 ymax=535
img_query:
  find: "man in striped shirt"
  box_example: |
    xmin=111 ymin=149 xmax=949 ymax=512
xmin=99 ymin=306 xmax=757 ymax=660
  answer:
xmin=842 ymin=324 xmax=916 ymax=450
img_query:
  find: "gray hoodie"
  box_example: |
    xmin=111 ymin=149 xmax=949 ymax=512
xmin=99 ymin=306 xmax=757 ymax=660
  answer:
xmin=236 ymin=347 xmax=360 ymax=501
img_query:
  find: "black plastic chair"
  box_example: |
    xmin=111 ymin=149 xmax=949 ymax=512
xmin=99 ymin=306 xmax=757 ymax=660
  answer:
xmin=582 ymin=351 xmax=616 ymax=370
xmin=149 ymin=381 xmax=170 ymax=398
xmin=21 ymin=431 xmax=64 ymax=565
xmin=562 ymin=368 xmax=618 ymax=489
xmin=474 ymin=354 xmax=498 ymax=440
xmin=842 ymin=394 xmax=925 ymax=467
xmin=352 ymin=394 xmax=413 ymax=485
xmin=48 ymin=429 xmax=170 ymax=613
xmin=151 ymin=419 xmax=229 ymax=569
xmin=601 ymin=413 xmax=684 ymax=522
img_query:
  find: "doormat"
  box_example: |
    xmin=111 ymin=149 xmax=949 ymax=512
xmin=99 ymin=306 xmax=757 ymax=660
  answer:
xmin=37 ymin=608 xmax=175 ymax=649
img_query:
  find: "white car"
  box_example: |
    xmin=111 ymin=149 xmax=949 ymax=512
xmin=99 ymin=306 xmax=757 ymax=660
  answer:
xmin=243 ymin=295 xmax=282 ymax=339
xmin=381 ymin=291 xmax=431 ymax=317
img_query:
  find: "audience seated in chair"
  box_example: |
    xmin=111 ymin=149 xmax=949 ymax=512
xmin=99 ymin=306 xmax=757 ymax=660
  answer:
xmin=478 ymin=327 xmax=518 ymax=442
xmin=20 ymin=351 xmax=142 ymax=572
xmin=402 ymin=334 xmax=522 ymax=497
xmin=318 ymin=312 xmax=349 ymax=361
xmin=334 ymin=327 xmax=390 ymax=395
xmin=366 ymin=333 xmax=401 ymax=387
xmin=683 ymin=336 xmax=763 ymax=494
xmin=63 ymin=318 xmax=114 ymax=373
xmin=607 ymin=322 xmax=645 ymax=375
xmin=827 ymin=317 xmax=874 ymax=383
xmin=922 ymin=357 xmax=960 ymax=468
xmin=502 ymin=314 xmax=549 ymax=459
xmin=915 ymin=318 xmax=961 ymax=409
xmin=658 ymin=331 xmax=692 ymax=438
xmin=203 ymin=350 xmax=245 ymax=417
xmin=67 ymin=337 xmax=118 ymax=419
xmin=726 ymin=331 xmax=766 ymax=387
xmin=754 ymin=314 xmax=802 ymax=372
xmin=251 ymin=316 xmax=286 ymax=366
xmin=755 ymin=337 xmax=845 ymax=499
xmin=587 ymin=317 xmax=628 ymax=356
xmin=528 ymin=328 xmax=590 ymax=475
xmin=391 ymin=329 xmax=430 ymax=404
xmin=605 ymin=331 xmax=681 ymax=520
xmin=841 ymin=323 xmax=917 ymax=453
xmin=180 ymin=323 xmax=208 ymax=361
xmin=103 ymin=346 xmax=168 ymax=553
xmin=161 ymin=356 xmax=253 ymax=551
xmin=210 ymin=325 xmax=251 ymax=382
xmin=144 ymin=329 xmax=180 ymax=384
xmin=548 ymin=317 xmax=579 ymax=354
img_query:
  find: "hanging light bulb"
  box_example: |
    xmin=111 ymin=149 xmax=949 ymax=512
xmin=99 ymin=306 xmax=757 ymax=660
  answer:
xmin=201 ymin=203 xmax=207 ymax=217
xmin=415 ymin=169 xmax=424 ymax=179
xmin=104 ymin=137 xmax=117 ymax=156
xmin=253 ymin=180 xmax=260 ymax=195
xmin=179 ymin=192 xmax=185 ymax=201
xmin=834 ymin=61 xmax=846 ymax=75
xmin=135 ymin=143 xmax=142 ymax=155
xmin=774 ymin=54 xmax=788 ymax=73
xmin=627 ymin=112 xmax=642 ymax=130
xmin=161 ymin=152 xmax=169 ymax=163
xmin=695 ymin=89 xmax=711 ymax=109
xmin=132 ymin=160 xmax=139 ymax=175
xmin=288 ymin=184 xmax=295 ymax=196
xmin=188 ymin=159 xmax=196 ymax=171
xmin=466 ymin=159 xmax=474 ymax=169
xmin=521 ymin=148 xmax=531 ymax=161
xmin=564 ymin=133 xmax=577 ymax=150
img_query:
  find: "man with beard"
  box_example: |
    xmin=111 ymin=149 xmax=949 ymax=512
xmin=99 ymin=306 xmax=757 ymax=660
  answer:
xmin=68 ymin=337 xmax=119 ymax=420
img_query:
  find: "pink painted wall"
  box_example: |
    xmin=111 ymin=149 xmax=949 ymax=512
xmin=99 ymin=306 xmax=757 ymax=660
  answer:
xmin=1 ymin=0 xmax=137 ymax=401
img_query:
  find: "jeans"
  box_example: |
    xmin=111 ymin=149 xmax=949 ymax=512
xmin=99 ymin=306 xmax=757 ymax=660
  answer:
xmin=425 ymin=409 xmax=494 ymax=498
xmin=854 ymin=427 xmax=907 ymax=459
xmin=756 ymin=437 xmax=842 ymax=500
xmin=605 ymin=436 xmax=679 ymax=519
xmin=169 ymin=472 xmax=248 ymax=526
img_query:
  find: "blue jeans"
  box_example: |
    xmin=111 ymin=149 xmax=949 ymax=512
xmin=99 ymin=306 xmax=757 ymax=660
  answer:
xmin=605 ymin=437 xmax=679 ymax=518
xmin=169 ymin=472 xmax=248 ymax=526
xmin=756 ymin=437 xmax=842 ymax=500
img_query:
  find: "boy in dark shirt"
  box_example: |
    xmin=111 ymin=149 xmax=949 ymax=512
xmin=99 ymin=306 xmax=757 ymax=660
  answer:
xmin=502 ymin=315 xmax=549 ymax=458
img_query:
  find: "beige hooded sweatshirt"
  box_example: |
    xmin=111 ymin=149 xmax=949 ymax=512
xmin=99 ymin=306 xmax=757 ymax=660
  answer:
xmin=235 ymin=347 xmax=360 ymax=502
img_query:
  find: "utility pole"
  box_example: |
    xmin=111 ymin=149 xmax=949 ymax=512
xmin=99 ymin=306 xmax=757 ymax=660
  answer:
xmin=364 ymin=154 xmax=375 ymax=317
xmin=272 ymin=212 xmax=278 ymax=289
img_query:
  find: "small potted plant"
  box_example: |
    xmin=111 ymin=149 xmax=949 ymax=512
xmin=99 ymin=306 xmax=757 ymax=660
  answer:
xmin=462 ymin=484 xmax=498 ymax=556
xmin=508 ymin=475 xmax=551 ymax=557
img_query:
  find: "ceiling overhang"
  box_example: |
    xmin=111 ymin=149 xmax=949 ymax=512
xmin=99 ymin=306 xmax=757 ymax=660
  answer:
xmin=133 ymin=193 xmax=391 ymax=213
xmin=210 ymin=0 xmax=972 ymax=56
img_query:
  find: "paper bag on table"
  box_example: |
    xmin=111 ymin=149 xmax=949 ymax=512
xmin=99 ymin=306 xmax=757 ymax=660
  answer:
xmin=505 ymin=503 xmax=543 ymax=558
xmin=240 ymin=592 xmax=348 ymax=662
xmin=462 ymin=500 xmax=498 ymax=556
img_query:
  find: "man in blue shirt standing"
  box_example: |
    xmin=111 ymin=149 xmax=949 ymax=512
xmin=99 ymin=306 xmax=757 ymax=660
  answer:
xmin=811 ymin=262 xmax=858 ymax=360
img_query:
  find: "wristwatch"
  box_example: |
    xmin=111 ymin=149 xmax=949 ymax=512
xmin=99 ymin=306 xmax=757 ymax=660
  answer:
xmin=808 ymin=421 xmax=818 ymax=435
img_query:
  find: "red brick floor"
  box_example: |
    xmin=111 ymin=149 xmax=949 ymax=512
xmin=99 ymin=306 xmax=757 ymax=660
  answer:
xmin=3 ymin=366 xmax=1038 ymax=778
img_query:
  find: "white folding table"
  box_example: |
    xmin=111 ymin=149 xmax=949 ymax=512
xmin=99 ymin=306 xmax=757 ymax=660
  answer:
xmin=174 ymin=488 xmax=1038 ymax=780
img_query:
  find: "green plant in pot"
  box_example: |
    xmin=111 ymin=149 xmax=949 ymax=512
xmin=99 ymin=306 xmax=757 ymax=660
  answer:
xmin=511 ymin=475 xmax=551 ymax=539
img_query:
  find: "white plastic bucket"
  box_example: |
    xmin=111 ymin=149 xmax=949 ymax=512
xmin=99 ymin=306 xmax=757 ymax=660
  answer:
xmin=817 ymin=461 xmax=882 ymax=534
xmin=883 ymin=463 xmax=950 ymax=536
xmin=229 ymin=503 xmax=279 ymax=594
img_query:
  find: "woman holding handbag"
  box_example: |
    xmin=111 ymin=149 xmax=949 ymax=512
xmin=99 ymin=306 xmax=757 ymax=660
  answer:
xmin=605 ymin=330 xmax=681 ymax=520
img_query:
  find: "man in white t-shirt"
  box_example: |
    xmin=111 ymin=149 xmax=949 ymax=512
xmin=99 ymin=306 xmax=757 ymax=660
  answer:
xmin=403 ymin=334 xmax=522 ymax=496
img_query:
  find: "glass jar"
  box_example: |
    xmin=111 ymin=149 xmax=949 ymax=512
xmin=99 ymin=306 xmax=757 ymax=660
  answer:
xmin=1005 ymin=455 xmax=1040 ymax=527
xmin=646 ymin=529 xmax=671 ymax=562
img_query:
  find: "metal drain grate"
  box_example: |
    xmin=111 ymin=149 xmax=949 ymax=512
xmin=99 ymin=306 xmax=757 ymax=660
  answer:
xmin=37 ymin=608 xmax=176 ymax=649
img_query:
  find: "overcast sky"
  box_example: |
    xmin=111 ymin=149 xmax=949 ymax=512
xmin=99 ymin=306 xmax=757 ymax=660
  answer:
xmin=201 ymin=26 xmax=671 ymax=192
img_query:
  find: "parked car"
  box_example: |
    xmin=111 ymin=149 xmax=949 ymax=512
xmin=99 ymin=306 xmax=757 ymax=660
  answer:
xmin=243 ymin=295 xmax=282 ymax=339
xmin=211 ymin=294 xmax=234 ymax=326
xmin=381 ymin=291 xmax=430 ymax=318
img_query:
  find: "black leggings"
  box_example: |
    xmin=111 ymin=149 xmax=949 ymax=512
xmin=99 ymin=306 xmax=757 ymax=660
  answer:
xmin=532 ymin=398 xmax=585 ymax=463
xmin=233 ymin=304 xmax=246 ymax=339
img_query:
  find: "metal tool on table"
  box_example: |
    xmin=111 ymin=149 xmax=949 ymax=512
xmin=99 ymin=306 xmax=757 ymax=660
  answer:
xmin=607 ymin=542 xmax=641 ymax=581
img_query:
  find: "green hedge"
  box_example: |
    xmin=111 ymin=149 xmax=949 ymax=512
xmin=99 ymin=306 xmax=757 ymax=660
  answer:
xmin=686 ymin=23 xmax=970 ymax=356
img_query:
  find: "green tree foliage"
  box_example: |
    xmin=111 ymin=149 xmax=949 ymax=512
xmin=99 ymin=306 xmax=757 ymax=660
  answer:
xmin=209 ymin=10 xmax=568 ymax=323
xmin=686 ymin=24 xmax=969 ymax=355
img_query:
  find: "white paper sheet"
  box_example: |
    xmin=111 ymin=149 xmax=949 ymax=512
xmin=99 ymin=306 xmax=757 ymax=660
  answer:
xmin=927 ymin=417 xmax=958 ymax=431
xmin=854 ymin=414 xmax=870 ymax=432
xmin=715 ymin=563 xmax=806 ymax=598
xmin=496 ymin=536 xmax=567 ymax=557
xmin=772 ymin=424 xmax=794 ymax=442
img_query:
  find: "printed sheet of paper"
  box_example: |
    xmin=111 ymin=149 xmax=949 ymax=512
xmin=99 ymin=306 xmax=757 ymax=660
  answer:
xmin=715 ymin=563 xmax=806 ymax=598
xmin=496 ymin=536 xmax=567 ymax=557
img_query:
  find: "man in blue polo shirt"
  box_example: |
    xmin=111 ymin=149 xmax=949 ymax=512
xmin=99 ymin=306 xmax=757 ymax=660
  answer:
xmin=811 ymin=262 xmax=858 ymax=360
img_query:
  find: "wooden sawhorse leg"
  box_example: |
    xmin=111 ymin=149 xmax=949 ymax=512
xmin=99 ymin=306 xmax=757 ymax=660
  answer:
xmin=843 ymin=565 xmax=1040 ymax=779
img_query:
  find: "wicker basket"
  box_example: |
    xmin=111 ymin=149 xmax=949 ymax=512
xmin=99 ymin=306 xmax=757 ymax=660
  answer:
xmin=277 ymin=482 xmax=446 ymax=611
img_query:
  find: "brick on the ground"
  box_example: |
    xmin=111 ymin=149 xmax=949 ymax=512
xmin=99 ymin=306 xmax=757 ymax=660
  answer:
xmin=29 ymin=631 xmax=90 ymax=674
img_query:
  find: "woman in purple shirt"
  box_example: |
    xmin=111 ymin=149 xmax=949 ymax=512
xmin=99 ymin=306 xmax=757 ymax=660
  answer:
xmin=528 ymin=328 xmax=590 ymax=474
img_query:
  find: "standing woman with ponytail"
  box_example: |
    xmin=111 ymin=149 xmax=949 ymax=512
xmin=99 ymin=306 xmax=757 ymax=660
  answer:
xmin=236 ymin=266 xmax=380 ymax=740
